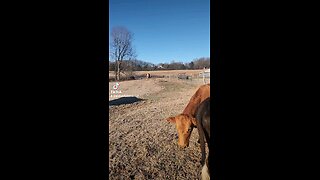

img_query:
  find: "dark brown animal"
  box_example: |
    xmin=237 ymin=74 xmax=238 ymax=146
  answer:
xmin=195 ymin=98 xmax=211 ymax=179
xmin=166 ymin=84 xmax=210 ymax=148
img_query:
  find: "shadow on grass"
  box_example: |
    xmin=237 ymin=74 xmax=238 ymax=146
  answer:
xmin=109 ymin=96 xmax=144 ymax=106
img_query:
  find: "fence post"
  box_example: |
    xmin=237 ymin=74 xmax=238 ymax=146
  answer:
xmin=203 ymin=67 xmax=206 ymax=84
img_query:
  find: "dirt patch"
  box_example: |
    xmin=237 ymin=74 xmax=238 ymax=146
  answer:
xmin=109 ymin=78 xmax=208 ymax=179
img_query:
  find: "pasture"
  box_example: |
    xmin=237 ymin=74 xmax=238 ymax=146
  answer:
xmin=109 ymin=71 xmax=209 ymax=179
xmin=109 ymin=69 xmax=206 ymax=81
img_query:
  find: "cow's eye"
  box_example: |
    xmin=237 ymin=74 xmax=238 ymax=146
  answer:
xmin=187 ymin=127 xmax=192 ymax=133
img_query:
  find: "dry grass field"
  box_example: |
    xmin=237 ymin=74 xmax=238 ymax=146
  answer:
xmin=109 ymin=69 xmax=205 ymax=81
xmin=109 ymin=75 xmax=209 ymax=179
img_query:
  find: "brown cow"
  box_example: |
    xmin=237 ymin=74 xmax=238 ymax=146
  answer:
xmin=166 ymin=84 xmax=210 ymax=148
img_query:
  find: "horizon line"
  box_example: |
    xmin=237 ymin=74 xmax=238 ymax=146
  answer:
xmin=108 ymin=57 xmax=210 ymax=65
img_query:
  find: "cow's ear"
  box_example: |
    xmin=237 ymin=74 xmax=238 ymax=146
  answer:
xmin=166 ymin=117 xmax=176 ymax=123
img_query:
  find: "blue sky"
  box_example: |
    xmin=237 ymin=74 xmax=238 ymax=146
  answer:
xmin=109 ymin=0 xmax=210 ymax=65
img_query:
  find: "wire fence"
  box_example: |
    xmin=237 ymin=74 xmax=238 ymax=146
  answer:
xmin=109 ymin=69 xmax=210 ymax=84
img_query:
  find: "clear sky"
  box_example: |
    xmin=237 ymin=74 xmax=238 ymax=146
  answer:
xmin=109 ymin=0 xmax=210 ymax=65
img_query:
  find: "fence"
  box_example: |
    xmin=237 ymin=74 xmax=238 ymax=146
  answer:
xmin=109 ymin=69 xmax=210 ymax=84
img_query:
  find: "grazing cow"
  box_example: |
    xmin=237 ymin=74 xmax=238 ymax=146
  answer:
xmin=166 ymin=84 xmax=210 ymax=148
xmin=146 ymin=73 xmax=151 ymax=78
xmin=195 ymin=97 xmax=211 ymax=179
xmin=166 ymin=114 xmax=197 ymax=148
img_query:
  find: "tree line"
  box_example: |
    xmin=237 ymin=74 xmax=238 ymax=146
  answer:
xmin=109 ymin=57 xmax=210 ymax=71
xmin=158 ymin=57 xmax=210 ymax=70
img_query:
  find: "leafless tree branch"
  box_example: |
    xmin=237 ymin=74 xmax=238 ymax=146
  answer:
xmin=110 ymin=26 xmax=137 ymax=80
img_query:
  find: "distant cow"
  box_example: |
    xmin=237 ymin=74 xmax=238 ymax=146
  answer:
xmin=166 ymin=84 xmax=210 ymax=148
xmin=195 ymin=97 xmax=211 ymax=179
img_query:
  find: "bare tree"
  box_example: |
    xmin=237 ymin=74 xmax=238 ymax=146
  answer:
xmin=193 ymin=57 xmax=210 ymax=69
xmin=121 ymin=60 xmax=135 ymax=78
xmin=189 ymin=61 xmax=194 ymax=69
xmin=110 ymin=26 xmax=136 ymax=80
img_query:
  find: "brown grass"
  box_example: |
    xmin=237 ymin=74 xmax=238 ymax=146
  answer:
xmin=109 ymin=78 xmax=209 ymax=179
xmin=109 ymin=69 xmax=205 ymax=80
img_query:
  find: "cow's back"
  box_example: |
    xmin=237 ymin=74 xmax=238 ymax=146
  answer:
xmin=182 ymin=84 xmax=210 ymax=117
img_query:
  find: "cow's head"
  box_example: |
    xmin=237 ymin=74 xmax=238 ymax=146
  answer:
xmin=166 ymin=114 xmax=197 ymax=148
